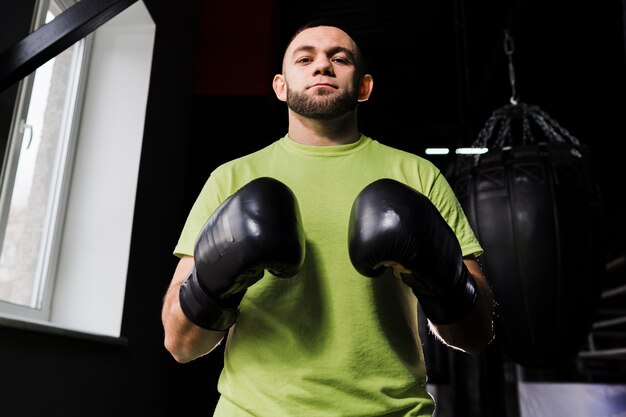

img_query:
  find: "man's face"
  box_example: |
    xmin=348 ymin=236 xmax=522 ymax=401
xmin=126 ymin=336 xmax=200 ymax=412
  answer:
xmin=279 ymin=26 xmax=361 ymax=120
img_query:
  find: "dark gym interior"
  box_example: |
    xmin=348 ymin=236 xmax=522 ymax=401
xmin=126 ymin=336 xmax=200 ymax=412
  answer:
xmin=0 ymin=0 xmax=624 ymax=416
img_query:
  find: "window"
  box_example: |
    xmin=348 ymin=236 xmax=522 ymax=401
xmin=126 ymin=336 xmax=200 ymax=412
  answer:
xmin=0 ymin=0 xmax=155 ymax=338
xmin=0 ymin=0 xmax=88 ymax=321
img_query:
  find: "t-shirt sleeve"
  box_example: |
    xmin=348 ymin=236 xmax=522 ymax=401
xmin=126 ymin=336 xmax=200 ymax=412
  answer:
xmin=173 ymin=173 xmax=223 ymax=258
xmin=427 ymin=171 xmax=483 ymax=258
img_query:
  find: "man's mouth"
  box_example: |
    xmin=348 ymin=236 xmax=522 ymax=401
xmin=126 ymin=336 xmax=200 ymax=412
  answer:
xmin=309 ymin=82 xmax=336 ymax=89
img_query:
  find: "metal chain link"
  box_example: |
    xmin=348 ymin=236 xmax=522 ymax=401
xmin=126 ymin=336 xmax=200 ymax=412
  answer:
xmin=471 ymin=102 xmax=582 ymax=150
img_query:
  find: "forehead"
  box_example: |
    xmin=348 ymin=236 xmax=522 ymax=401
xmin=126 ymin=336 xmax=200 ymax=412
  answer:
xmin=286 ymin=26 xmax=357 ymax=57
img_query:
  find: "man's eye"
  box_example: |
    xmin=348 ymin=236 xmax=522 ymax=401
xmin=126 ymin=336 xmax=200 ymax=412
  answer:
xmin=296 ymin=57 xmax=312 ymax=64
xmin=332 ymin=57 xmax=349 ymax=64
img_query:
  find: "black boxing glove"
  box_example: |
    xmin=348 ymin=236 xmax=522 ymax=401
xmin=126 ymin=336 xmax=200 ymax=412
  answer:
xmin=179 ymin=177 xmax=305 ymax=331
xmin=348 ymin=178 xmax=477 ymax=324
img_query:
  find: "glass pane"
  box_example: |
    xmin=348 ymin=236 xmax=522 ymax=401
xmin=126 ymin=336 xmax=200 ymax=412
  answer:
xmin=32 ymin=1 xmax=74 ymax=32
xmin=0 ymin=34 xmax=84 ymax=309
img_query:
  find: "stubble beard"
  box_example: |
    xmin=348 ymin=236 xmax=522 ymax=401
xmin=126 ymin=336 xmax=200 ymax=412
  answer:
xmin=286 ymin=86 xmax=358 ymax=120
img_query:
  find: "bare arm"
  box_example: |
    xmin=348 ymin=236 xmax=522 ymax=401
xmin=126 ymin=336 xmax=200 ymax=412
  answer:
xmin=428 ymin=257 xmax=494 ymax=355
xmin=161 ymin=256 xmax=227 ymax=363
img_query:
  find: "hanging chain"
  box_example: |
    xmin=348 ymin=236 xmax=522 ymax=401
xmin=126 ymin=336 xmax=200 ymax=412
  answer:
xmin=504 ymin=30 xmax=519 ymax=105
xmin=469 ymin=30 xmax=583 ymax=152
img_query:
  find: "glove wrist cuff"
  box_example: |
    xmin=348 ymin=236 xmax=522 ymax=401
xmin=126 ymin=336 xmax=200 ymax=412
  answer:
xmin=178 ymin=271 xmax=241 ymax=331
xmin=416 ymin=268 xmax=478 ymax=324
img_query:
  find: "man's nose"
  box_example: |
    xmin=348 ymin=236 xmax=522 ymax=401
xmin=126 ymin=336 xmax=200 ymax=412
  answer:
xmin=313 ymin=57 xmax=334 ymax=76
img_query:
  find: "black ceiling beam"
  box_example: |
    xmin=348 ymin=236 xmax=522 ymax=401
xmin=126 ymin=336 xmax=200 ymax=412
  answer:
xmin=0 ymin=0 xmax=138 ymax=93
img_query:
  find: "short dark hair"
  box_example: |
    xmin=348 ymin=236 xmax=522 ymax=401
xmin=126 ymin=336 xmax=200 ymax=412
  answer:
xmin=287 ymin=18 xmax=355 ymax=43
xmin=284 ymin=18 xmax=368 ymax=76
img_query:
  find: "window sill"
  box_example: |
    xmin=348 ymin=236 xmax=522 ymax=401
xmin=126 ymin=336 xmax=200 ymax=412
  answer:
xmin=0 ymin=315 xmax=128 ymax=346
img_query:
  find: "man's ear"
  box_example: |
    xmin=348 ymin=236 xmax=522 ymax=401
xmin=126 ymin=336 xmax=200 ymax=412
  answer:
xmin=358 ymin=74 xmax=374 ymax=102
xmin=273 ymin=74 xmax=287 ymax=102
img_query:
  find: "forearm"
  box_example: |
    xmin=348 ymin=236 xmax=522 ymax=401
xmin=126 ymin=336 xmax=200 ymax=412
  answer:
xmin=428 ymin=258 xmax=494 ymax=355
xmin=162 ymin=256 xmax=226 ymax=363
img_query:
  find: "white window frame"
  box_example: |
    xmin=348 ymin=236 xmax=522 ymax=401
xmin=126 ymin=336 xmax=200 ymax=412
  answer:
xmin=0 ymin=0 xmax=89 ymax=321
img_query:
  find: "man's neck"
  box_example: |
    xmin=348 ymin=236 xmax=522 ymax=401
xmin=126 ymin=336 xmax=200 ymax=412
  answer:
xmin=287 ymin=112 xmax=360 ymax=146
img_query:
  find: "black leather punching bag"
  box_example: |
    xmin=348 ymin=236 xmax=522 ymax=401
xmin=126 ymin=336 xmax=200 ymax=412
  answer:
xmin=452 ymin=103 xmax=605 ymax=367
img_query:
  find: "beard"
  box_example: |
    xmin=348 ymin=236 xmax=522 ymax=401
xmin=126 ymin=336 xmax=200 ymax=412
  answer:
xmin=286 ymin=86 xmax=359 ymax=120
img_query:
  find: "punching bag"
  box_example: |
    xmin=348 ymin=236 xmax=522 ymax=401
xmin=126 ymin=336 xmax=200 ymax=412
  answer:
xmin=451 ymin=102 xmax=605 ymax=367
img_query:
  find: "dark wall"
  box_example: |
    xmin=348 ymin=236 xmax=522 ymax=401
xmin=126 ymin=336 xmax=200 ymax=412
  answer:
xmin=124 ymin=0 xmax=225 ymax=415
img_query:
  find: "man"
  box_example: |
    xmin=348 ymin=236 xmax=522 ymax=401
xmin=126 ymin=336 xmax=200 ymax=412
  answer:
xmin=162 ymin=20 xmax=494 ymax=417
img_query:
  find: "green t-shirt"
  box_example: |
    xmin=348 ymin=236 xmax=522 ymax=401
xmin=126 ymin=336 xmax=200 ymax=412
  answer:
xmin=174 ymin=134 xmax=483 ymax=417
